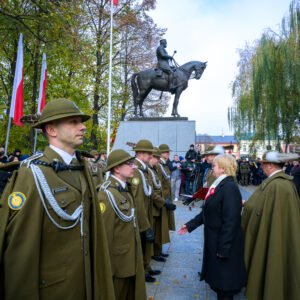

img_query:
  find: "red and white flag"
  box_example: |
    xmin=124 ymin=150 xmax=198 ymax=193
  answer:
xmin=37 ymin=53 xmax=47 ymax=114
xmin=10 ymin=33 xmax=24 ymax=127
xmin=113 ymin=0 xmax=118 ymax=6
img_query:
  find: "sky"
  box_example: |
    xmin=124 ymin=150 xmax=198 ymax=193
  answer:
xmin=148 ymin=0 xmax=292 ymax=135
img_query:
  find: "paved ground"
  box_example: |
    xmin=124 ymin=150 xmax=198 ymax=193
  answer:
xmin=146 ymin=185 xmax=257 ymax=300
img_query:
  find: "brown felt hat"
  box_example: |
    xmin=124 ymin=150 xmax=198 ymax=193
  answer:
xmin=158 ymin=144 xmax=171 ymax=152
xmin=133 ymin=139 xmax=154 ymax=152
xmin=106 ymin=149 xmax=133 ymax=171
xmin=32 ymin=99 xmax=90 ymax=129
xmin=152 ymin=147 xmax=161 ymax=158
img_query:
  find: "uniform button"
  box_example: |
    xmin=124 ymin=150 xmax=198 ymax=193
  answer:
xmin=61 ymin=200 xmax=66 ymax=205
xmin=40 ymin=279 xmax=46 ymax=286
xmin=85 ymin=250 xmax=88 ymax=256
xmin=84 ymin=232 xmax=88 ymax=238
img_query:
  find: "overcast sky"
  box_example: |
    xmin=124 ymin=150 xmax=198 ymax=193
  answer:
xmin=148 ymin=0 xmax=292 ymax=135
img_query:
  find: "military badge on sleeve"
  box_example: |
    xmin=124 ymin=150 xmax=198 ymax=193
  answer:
xmin=99 ymin=202 xmax=106 ymax=214
xmin=8 ymin=192 xmax=26 ymax=210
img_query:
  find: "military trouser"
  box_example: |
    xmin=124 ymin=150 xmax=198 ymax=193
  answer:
xmin=241 ymin=174 xmax=249 ymax=185
xmin=113 ymin=276 xmax=136 ymax=300
xmin=140 ymin=232 xmax=153 ymax=274
xmin=153 ymin=216 xmax=162 ymax=256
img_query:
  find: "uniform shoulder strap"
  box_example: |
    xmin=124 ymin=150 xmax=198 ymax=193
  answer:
xmin=21 ymin=153 xmax=44 ymax=168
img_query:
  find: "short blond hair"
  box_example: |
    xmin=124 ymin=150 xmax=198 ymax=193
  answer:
xmin=213 ymin=154 xmax=237 ymax=176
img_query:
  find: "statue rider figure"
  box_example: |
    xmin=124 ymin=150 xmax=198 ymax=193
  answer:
xmin=156 ymin=39 xmax=176 ymax=93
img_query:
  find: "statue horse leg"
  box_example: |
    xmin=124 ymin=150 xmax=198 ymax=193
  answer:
xmin=171 ymin=88 xmax=183 ymax=117
xmin=138 ymin=88 xmax=151 ymax=117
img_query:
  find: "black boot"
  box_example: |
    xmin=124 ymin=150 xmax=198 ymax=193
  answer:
xmin=145 ymin=274 xmax=156 ymax=283
xmin=217 ymin=295 xmax=233 ymax=300
xmin=152 ymin=255 xmax=166 ymax=262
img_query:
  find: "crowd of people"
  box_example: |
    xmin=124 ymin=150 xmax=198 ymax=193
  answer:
xmin=167 ymin=146 xmax=270 ymax=202
xmin=0 ymin=98 xmax=299 ymax=300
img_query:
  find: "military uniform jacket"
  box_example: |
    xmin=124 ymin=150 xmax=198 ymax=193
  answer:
xmin=149 ymin=165 xmax=170 ymax=244
xmin=239 ymin=162 xmax=250 ymax=174
xmin=98 ymin=177 xmax=146 ymax=299
xmin=0 ymin=147 xmax=115 ymax=300
xmin=158 ymin=160 xmax=175 ymax=231
xmin=88 ymin=158 xmax=104 ymax=186
xmin=148 ymin=165 xmax=165 ymax=217
xmin=129 ymin=159 xmax=153 ymax=232
xmin=242 ymin=172 xmax=300 ymax=300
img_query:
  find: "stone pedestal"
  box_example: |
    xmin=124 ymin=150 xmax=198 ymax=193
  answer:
xmin=112 ymin=117 xmax=196 ymax=158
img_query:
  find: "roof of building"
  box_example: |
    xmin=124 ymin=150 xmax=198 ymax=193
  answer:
xmin=196 ymin=135 xmax=238 ymax=144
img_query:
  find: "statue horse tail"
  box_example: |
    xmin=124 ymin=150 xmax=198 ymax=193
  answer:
xmin=131 ymin=73 xmax=139 ymax=106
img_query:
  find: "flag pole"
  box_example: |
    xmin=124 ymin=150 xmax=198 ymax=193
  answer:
xmin=34 ymin=53 xmax=47 ymax=154
xmin=106 ymin=0 xmax=114 ymax=156
xmin=4 ymin=116 xmax=12 ymax=157
xmin=33 ymin=128 xmax=38 ymax=154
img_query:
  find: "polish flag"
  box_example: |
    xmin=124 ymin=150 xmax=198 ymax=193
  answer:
xmin=37 ymin=53 xmax=47 ymax=114
xmin=10 ymin=33 xmax=24 ymax=127
xmin=113 ymin=0 xmax=118 ymax=5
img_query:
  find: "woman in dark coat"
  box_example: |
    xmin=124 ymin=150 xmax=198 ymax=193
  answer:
xmin=178 ymin=154 xmax=246 ymax=300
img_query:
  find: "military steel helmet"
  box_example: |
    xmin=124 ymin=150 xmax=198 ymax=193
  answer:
xmin=152 ymin=147 xmax=161 ymax=158
xmin=106 ymin=149 xmax=133 ymax=171
xmin=202 ymin=145 xmax=225 ymax=157
xmin=32 ymin=98 xmax=90 ymax=129
xmin=261 ymin=151 xmax=299 ymax=164
xmin=133 ymin=139 xmax=154 ymax=152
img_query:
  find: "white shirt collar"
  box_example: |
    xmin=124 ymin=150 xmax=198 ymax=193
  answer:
xmin=49 ymin=145 xmax=76 ymax=165
xmin=160 ymin=158 xmax=166 ymax=164
xmin=135 ymin=157 xmax=146 ymax=169
xmin=268 ymin=169 xmax=282 ymax=178
xmin=111 ymin=174 xmax=126 ymax=189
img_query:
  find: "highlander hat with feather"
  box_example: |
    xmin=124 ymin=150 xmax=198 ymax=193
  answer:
xmin=261 ymin=151 xmax=299 ymax=164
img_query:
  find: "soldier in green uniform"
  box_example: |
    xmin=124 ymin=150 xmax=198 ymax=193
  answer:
xmin=97 ymin=149 xmax=146 ymax=300
xmin=88 ymin=149 xmax=104 ymax=186
xmin=148 ymin=148 xmax=175 ymax=263
xmin=99 ymin=149 xmax=107 ymax=173
xmin=129 ymin=140 xmax=156 ymax=283
xmin=158 ymin=144 xmax=176 ymax=234
xmin=0 ymin=99 xmax=115 ymax=300
xmin=239 ymin=159 xmax=250 ymax=186
xmin=202 ymin=146 xmax=225 ymax=188
xmin=242 ymin=151 xmax=300 ymax=300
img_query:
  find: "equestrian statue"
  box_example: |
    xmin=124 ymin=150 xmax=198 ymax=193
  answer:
xmin=131 ymin=39 xmax=207 ymax=117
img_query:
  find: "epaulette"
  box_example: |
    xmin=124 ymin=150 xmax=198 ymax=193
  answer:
xmin=21 ymin=153 xmax=44 ymax=168
xmin=97 ymin=180 xmax=111 ymax=192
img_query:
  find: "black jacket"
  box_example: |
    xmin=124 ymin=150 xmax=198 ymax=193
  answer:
xmin=293 ymin=168 xmax=300 ymax=197
xmin=186 ymin=176 xmax=246 ymax=292
xmin=185 ymin=149 xmax=197 ymax=161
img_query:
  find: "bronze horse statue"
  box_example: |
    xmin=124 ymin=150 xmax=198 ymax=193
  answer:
xmin=131 ymin=61 xmax=207 ymax=117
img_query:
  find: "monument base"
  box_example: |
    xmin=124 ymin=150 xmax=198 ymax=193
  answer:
xmin=113 ymin=117 xmax=196 ymax=158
